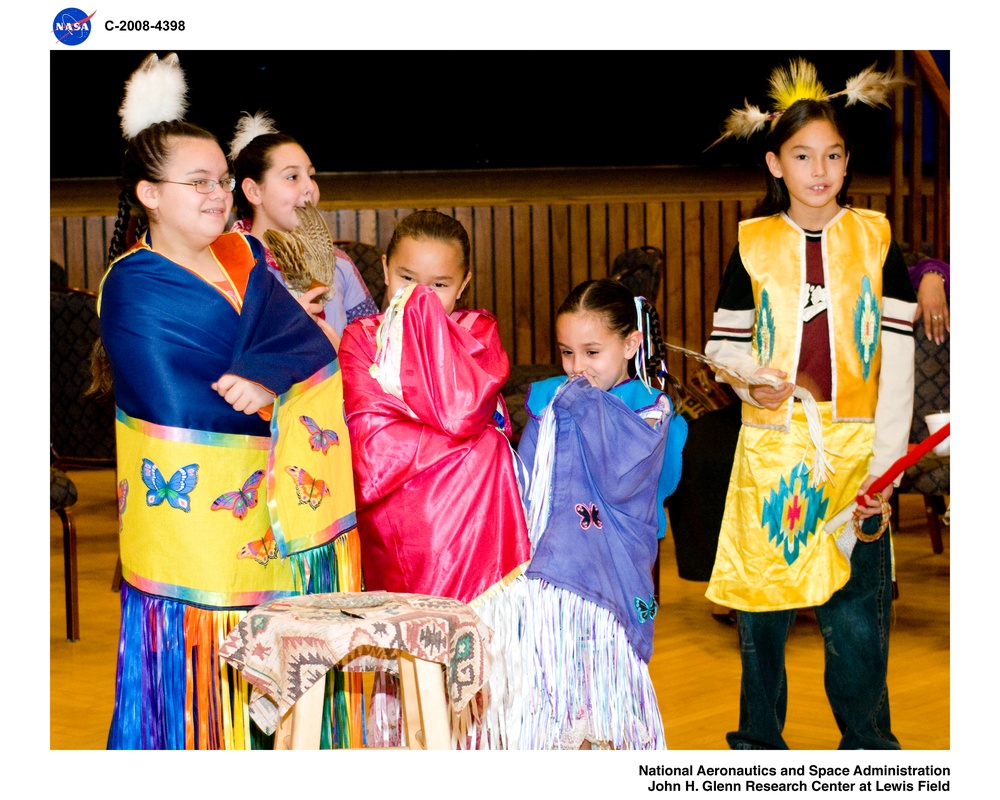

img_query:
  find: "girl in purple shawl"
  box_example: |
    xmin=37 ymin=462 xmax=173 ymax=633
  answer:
xmin=515 ymin=278 xmax=684 ymax=749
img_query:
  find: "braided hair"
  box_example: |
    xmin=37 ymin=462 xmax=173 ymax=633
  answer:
xmin=557 ymin=278 xmax=669 ymax=385
xmin=107 ymin=120 xmax=218 ymax=261
xmin=93 ymin=120 xmax=219 ymax=396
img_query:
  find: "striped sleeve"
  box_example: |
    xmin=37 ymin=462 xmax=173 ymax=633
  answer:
xmin=706 ymin=244 xmax=761 ymax=402
xmin=871 ymin=240 xmax=917 ymax=479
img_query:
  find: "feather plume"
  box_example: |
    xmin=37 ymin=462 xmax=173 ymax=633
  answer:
xmin=659 ymin=341 xmax=779 ymax=388
xmin=118 ymin=53 xmax=187 ymax=139
xmin=229 ymin=110 xmax=279 ymax=162
xmin=768 ymin=58 xmax=827 ymax=111
xmin=263 ymin=202 xmax=337 ymax=304
xmin=832 ymin=64 xmax=909 ymax=108
xmin=706 ymin=101 xmax=772 ymax=149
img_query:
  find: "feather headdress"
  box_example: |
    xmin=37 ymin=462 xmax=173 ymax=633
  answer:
xmin=707 ymin=58 xmax=907 ymax=149
xmin=229 ymin=110 xmax=279 ymax=163
xmin=118 ymin=53 xmax=188 ymax=139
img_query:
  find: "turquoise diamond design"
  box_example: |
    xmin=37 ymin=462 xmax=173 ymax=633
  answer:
xmin=761 ymin=461 xmax=829 ymax=565
xmin=853 ymin=275 xmax=880 ymax=381
xmin=755 ymin=288 xmax=776 ymax=367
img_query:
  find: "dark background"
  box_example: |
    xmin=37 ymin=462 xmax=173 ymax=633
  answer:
xmin=50 ymin=50 xmax=947 ymax=179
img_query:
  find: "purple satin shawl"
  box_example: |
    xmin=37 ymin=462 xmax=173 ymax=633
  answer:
xmin=519 ymin=377 xmax=667 ymax=662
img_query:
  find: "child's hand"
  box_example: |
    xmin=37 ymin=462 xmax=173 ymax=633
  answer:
xmin=855 ymin=475 xmax=893 ymax=519
xmin=749 ymin=368 xmax=794 ymax=409
xmin=297 ymin=285 xmax=328 ymax=319
xmin=570 ymin=369 xmax=602 ymax=389
xmin=212 ymin=374 xmax=275 ymax=415
xmin=313 ymin=315 xmax=341 ymax=351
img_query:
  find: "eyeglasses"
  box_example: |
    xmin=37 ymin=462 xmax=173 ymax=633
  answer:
xmin=159 ymin=177 xmax=236 ymax=194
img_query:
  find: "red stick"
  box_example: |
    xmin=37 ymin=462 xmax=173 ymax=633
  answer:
xmin=859 ymin=421 xmax=950 ymax=501
xmin=824 ymin=422 xmax=949 ymax=532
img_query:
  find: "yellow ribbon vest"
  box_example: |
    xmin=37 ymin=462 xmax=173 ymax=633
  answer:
xmin=739 ymin=208 xmax=890 ymax=428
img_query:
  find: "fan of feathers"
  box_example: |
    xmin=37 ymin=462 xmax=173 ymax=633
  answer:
xmin=263 ymin=202 xmax=337 ymax=305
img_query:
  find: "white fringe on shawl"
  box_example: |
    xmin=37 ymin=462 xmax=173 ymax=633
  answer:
xmin=363 ymin=575 xmax=532 ymax=750
xmin=461 ymin=574 xmax=531 ymax=749
xmin=514 ymin=580 xmax=666 ymax=750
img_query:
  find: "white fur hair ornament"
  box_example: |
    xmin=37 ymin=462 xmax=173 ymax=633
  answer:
xmin=229 ymin=111 xmax=279 ymax=163
xmin=707 ymin=58 xmax=909 ymax=149
xmin=118 ymin=52 xmax=188 ymax=140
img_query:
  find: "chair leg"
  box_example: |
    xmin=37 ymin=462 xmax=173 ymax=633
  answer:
xmin=397 ymin=651 xmax=450 ymax=750
xmin=56 ymin=508 xmax=80 ymax=641
xmin=111 ymin=555 xmax=123 ymax=592
xmin=923 ymin=494 xmax=944 ymax=554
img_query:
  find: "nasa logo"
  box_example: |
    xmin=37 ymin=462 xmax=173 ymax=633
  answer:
xmin=52 ymin=8 xmax=95 ymax=46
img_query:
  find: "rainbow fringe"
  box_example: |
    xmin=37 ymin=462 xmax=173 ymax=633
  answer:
xmin=107 ymin=529 xmax=364 ymax=749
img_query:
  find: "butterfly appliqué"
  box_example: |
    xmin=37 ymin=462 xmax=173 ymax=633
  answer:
xmin=141 ymin=458 xmax=198 ymax=512
xmin=117 ymin=479 xmax=128 ymax=533
xmin=299 ymin=415 xmax=339 ymax=455
xmin=238 ymin=526 xmax=279 ymax=567
xmin=574 ymin=502 xmax=603 ymax=530
xmin=634 ymin=594 xmax=658 ymax=624
xmin=286 ymin=465 xmax=331 ymax=509
xmin=211 ymin=469 xmax=265 ymax=520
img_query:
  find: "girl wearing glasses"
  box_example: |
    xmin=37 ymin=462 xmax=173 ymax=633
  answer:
xmin=94 ymin=54 xmax=362 ymax=750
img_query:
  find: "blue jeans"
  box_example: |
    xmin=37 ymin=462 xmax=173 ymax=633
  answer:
xmin=726 ymin=533 xmax=901 ymax=750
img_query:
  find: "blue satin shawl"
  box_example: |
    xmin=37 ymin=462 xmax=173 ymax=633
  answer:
xmin=98 ymin=232 xmax=336 ymax=436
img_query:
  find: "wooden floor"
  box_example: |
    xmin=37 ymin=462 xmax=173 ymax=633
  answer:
xmin=49 ymin=467 xmax=949 ymax=751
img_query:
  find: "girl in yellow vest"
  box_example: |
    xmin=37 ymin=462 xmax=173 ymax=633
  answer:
xmin=704 ymin=60 xmax=916 ymax=750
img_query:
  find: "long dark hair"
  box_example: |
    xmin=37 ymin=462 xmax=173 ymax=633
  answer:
xmin=752 ymin=99 xmax=853 ymax=218
xmin=557 ymin=278 xmax=668 ymax=382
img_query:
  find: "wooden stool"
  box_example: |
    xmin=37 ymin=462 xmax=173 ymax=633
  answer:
xmin=219 ymin=591 xmax=491 ymax=750
xmin=274 ymin=650 xmax=450 ymax=750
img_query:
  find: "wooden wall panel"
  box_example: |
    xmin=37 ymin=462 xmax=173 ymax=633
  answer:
xmin=683 ymin=202 xmax=705 ymax=387
xmin=472 ymin=206 xmax=494 ymax=313
xmin=492 ymin=208 xmax=514 ymax=359
xmin=377 ymin=208 xmax=398 ymax=250
xmin=51 ymin=185 xmax=912 ymax=380
xmin=569 ymin=204 xmax=590 ymax=300
xmin=663 ymin=202 xmax=684 ymax=382
xmin=626 ymin=202 xmax=645 ymax=250
xmin=550 ymin=205 xmax=571 ymax=342
xmin=644 ymin=204 xmax=666 ymax=313
xmin=51 ymin=218 xmax=65 ymax=278
xmin=512 ymin=206 xmax=533 ymax=364
xmin=605 ymin=204 xmax=626 ymax=274
xmin=530 ymin=204 xmax=551 ymax=365
xmin=700 ymin=201 xmax=721 ymax=353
